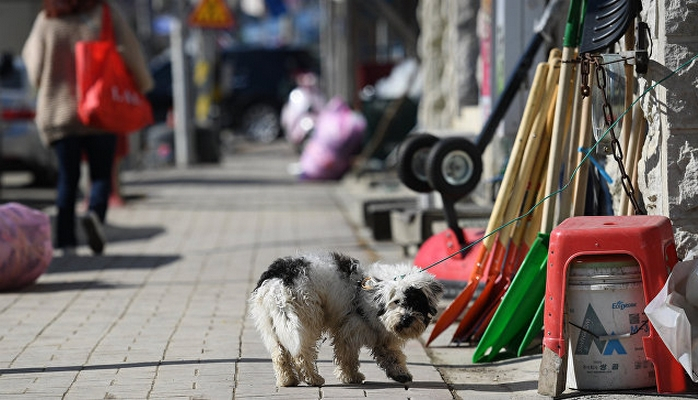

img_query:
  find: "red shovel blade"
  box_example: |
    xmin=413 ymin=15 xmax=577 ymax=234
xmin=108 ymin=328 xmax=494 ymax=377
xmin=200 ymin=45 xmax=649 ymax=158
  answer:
xmin=425 ymin=241 xmax=488 ymax=346
xmin=458 ymin=241 xmax=525 ymax=341
xmin=415 ymin=228 xmax=486 ymax=297
xmin=450 ymin=243 xmax=507 ymax=341
xmin=427 ymin=279 xmax=480 ymax=346
xmin=469 ymin=294 xmax=502 ymax=342
xmin=456 ymin=233 xmax=530 ymax=342
xmin=452 ymin=279 xmax=498 ymax=342
xmin=465 ymin=262 xmax=522 ymax=343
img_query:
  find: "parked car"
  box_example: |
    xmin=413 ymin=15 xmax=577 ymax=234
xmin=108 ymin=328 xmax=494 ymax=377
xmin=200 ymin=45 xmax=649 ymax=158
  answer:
xmin=147 ymin=46 xmax=318 ymax=144
xmin=0 ymin=54 xmax=57 ymax=186
xmin=217 ymin=46 xmax=318 ymax=143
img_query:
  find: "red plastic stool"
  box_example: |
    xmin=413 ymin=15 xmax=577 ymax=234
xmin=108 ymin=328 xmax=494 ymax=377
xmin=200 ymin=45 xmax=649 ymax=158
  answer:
xmin=537 ymin=216 xmax=688 ymax=396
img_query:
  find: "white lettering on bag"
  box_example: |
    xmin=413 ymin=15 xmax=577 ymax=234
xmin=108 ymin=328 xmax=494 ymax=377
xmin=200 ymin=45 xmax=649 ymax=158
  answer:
xmin=110 ymin=85 xmax=142 ymax=105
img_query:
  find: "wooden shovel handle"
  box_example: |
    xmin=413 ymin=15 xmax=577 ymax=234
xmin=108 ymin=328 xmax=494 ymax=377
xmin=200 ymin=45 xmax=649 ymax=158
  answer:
xmin=541 ymin=46 xmax=575 ymax=233
xmin=481 ymin=61 xmax=549 ymax=249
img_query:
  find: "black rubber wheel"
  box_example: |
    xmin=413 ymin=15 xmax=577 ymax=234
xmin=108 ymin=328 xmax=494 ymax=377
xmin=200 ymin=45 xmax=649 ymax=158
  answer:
xmin=426 ymin=137 xmax=482 ymax=200
xmin=241 ymin=103 xmax=281 ymax=143
xmin=397 ymin=133 xmax=439 ymax=193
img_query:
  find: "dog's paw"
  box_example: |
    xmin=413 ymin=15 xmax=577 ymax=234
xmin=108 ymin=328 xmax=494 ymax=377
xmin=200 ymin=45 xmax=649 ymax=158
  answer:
xmin=304 ymin=374 xmax=325 ymax=387
xmin=276 ymin=376 xmax=300 ymax=387
xmin=339 ymin=371 xmax=365 ymax=384
xmin=388 ymin=372 xmax=412 ymax=384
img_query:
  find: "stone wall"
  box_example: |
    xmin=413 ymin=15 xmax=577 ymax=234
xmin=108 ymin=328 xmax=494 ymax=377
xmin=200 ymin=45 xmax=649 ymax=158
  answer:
xmin=638 ymin=0 xmax=698 ymax=258
xmin=417 ymin=0 xmax=481 ymax=129
xmin=417 ymin=1 xmax=457 ymax=129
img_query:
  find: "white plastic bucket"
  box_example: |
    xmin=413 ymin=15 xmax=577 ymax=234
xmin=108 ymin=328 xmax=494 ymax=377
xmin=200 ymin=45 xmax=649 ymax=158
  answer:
xmin=566 ymin=255 xmax=655 ymax=390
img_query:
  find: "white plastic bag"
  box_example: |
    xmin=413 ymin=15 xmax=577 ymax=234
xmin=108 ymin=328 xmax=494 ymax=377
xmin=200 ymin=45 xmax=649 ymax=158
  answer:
xmin=645 ymin=259 xmax=698 ymax=382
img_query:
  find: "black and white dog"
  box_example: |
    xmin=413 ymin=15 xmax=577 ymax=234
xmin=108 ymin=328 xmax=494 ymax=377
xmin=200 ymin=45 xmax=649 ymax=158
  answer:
xmin=248 ymin=252 xmax=443 ymax=387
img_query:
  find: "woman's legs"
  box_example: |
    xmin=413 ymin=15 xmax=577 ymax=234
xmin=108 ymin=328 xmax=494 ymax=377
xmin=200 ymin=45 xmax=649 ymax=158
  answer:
xmin=83 ymin=134 xmax=117 ymax=222
xmin=81 ymin=134 xmax=116 ymax=255
xmin=52 ymin=137 xmax=82 ymax=249
xmin=52 ymin=134 xmax=116 ymax=253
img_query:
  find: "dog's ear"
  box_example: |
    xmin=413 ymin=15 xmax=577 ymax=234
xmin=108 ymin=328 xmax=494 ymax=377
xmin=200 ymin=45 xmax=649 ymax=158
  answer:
xmin=333 ymin=252 xmax=361 ymax=276
xmin=371 ymin=292 xmax=387 ymax=316
xmin=426 ymin=280 xmax=444 ymax=297
xmin=425 ymin=281 xmax=443 ymax=316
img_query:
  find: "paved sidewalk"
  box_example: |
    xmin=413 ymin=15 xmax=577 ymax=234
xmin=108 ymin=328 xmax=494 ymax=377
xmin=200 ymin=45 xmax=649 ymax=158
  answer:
xmin=0 ymin=142 xmax=452 ymax=399
xmin=1 ymin=141 xmax=694 ymax=399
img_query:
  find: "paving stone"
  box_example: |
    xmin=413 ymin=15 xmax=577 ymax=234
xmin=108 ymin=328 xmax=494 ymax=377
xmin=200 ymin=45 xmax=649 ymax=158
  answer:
xmin=2 ymin=141 xmax=692 ymax=399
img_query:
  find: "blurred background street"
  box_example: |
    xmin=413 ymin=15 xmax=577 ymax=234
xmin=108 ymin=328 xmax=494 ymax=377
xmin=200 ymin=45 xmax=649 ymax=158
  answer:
xmin=4 ymin=1 xmax=698 ymax=398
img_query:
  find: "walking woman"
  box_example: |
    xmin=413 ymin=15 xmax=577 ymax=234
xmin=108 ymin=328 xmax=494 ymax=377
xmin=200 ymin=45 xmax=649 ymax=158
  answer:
xmin=22 ymin=0 xmax=153 ymax=255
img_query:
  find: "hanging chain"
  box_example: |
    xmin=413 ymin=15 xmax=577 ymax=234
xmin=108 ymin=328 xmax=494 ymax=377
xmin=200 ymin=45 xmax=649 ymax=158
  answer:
xmin=580 ymin=56 xmax=591 ymax=97
xmin=580 ymin=54 xmax=645 ymax=215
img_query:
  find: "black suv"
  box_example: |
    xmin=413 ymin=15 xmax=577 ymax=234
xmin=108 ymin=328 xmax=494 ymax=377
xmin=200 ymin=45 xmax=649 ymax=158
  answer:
xmin=216 ymin=46 xmax=317 ymax=143
xmin=148 ymin=46 xmax=317 ymax=143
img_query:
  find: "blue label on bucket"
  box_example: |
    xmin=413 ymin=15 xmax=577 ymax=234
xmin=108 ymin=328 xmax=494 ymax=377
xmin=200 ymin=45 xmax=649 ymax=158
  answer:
xmin=574 ymin=304 xmax=628 ymax=356
xmin=612 ymin=300 xmax=637 ymax=310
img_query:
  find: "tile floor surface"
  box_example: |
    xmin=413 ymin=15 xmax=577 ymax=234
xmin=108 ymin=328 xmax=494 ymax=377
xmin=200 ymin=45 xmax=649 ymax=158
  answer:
xmin=1 ymin=141 xmax=694 ymax=399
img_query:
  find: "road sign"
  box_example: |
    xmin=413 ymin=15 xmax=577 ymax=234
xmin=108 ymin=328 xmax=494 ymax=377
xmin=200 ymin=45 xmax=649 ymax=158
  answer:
xmin=188 ymin=0 xmax=234 ymax=29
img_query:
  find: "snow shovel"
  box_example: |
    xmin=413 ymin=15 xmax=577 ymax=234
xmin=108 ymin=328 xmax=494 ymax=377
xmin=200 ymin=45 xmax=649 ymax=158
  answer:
xmin=579 ymin=0 xmax=638 ymax=54
xmin=475 ymin=187 xmax=551 ymax=357
xmin=538 ymin=0 xmax=641 ymax=396
xmin=462 ymin=52 xmax=557 ymax=343
xmin=426 ymin=60 xmax=550 ymax=346
xmin=452 ymin=69 xmax=557 ymax=343
xmin=431 ymin=44 xmax=560 ymax=346
xmin=425 ymin=0 xmax=566 ymax=346
xmin=473 ymin=233 xmax=549 ymax=363
xmin=413 ymin=227 xmax=487 ymax=295
xmin=511 ymin=67 xmax=593 ymax=357
xmin=541 ymin=0 xmax=585 ymax=233
xmin=460 ymin=127 xmax=551 ymax=344
xmin=469 ymin=0 xmax=587 ymax=358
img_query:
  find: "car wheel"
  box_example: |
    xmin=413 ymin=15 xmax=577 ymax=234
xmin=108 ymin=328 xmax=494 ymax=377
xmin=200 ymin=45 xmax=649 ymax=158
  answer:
xmin=426 ymin=137 xmax=482 ymax=200
xmin=241 ymin=103 xmax=281 ymax=143
xmin=396 ymin=133 xmax=439 ymax=193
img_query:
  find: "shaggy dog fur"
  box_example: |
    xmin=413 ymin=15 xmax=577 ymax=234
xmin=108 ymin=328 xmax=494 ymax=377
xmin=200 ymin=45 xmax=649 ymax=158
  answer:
xmin=248 ymin=252 xmax=443 ymax=387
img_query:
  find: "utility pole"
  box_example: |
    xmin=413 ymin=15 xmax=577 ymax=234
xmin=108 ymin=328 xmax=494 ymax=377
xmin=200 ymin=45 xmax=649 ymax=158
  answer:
xmin=320 ymin=0 xmax=356 ymax=104
xmin=172 ymin=0 xmax=196 ymax=166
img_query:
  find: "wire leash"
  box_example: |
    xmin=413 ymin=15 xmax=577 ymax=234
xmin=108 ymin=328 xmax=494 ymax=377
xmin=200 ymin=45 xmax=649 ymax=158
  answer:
xmin=419 ymin=52 xmax=698 ymax=273
xmin=568 ymin=319 xmax=649 ymax=341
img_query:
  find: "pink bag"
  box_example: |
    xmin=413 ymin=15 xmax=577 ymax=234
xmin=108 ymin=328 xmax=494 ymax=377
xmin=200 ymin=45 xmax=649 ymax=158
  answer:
xmin=299 ymin=98 xmax=366 ymax=180
xmin=0 ymin=203 xmax=53 ymax=291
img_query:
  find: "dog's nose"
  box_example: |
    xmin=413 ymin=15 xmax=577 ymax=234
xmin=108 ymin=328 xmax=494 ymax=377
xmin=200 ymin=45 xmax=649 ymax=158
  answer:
xmin=399 ymin=315 xmax=415 ymax=328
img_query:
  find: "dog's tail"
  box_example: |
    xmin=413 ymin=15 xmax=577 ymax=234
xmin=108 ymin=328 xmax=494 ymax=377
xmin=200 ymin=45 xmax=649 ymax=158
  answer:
xmin=250 ymin=284 xmax=306 ymax=356
xmin=269 ymin=305 xmax=303 ymax=355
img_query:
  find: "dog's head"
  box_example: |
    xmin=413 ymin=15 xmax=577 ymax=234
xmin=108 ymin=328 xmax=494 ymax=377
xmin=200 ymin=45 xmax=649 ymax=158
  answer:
xmin=366 ymin=264 xmax=444 ymax=340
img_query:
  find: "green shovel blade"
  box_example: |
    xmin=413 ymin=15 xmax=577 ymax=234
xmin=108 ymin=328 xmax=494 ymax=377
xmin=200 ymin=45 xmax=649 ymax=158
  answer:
xmin=473 ymin=233 xmax=549 ymax=363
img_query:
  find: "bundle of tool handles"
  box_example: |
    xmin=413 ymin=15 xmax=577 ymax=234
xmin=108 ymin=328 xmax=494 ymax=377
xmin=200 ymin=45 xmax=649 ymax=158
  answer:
xmin=580 ymin=53 xmax=643 ymax=215
xmin=425 ymin=0 xmax=698 ymax=361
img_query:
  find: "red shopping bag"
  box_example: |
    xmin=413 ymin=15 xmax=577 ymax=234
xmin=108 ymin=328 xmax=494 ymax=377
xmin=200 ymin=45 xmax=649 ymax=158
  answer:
xmin=75 ymin=5 xmax=153 ymax=134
